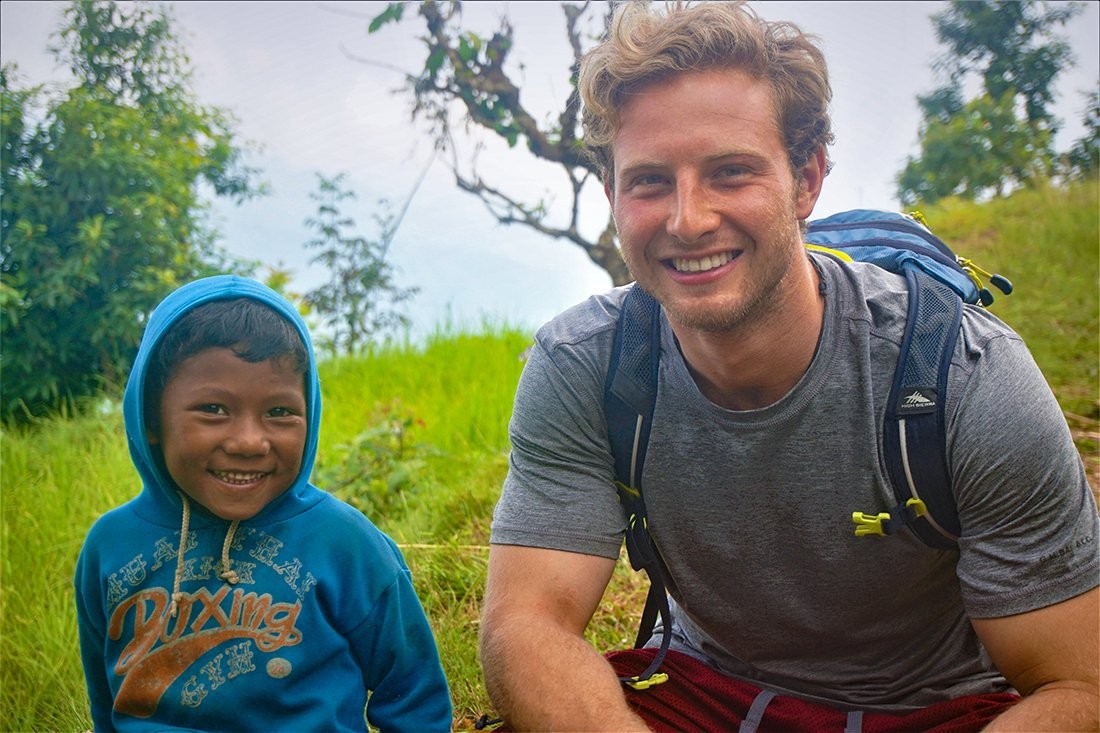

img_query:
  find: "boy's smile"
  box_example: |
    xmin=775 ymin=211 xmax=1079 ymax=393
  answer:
xmin=150 ymin=347 xmax=307 ymax=521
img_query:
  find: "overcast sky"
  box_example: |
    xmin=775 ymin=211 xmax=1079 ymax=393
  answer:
xmin=3 ymin=0 xmax=1098 ymax=340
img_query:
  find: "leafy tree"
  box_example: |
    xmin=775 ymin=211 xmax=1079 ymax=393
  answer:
xmin=1 ymin=0 xmax=261 ymax=422
xmin=898 ymin=93 xmax=1053 ymax=206
xmin=931 ymin=0 xmax=1080 ymax=128
xmin=303 ymin=173 xmax=418 ymax=354
xmin=898 ymin=0 xmax=1082 ymax=205
xmin=1061 ymin=87 xmax=1100 ymax=181
xmin=360 ymin=1 xmax=631 ymax=286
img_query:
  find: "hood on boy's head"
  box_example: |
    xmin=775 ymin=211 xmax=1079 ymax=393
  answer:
xmin=122 ymin=275 xmax=322 ymax=521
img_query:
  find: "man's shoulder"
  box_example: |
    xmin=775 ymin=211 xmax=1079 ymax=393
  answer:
xmin=533 ymin=286 xmax=630 ymax=354
xmin=510 ymin=287 xmax=633 ymax=427
xmin=810 ymin=251 xmax=910 ymax=338
xmin=810 ymin=249 xmax=907 ymax=297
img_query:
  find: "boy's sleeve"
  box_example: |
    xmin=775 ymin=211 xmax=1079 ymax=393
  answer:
xmin=351 ymin=561 xmax=452 ymax=732
xmin=74 ymin=543 xmax=118 ymax=732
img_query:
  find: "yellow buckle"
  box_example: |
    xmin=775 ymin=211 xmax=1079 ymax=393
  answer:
xmin=623 ymin=672 xmax=669 ymax=690
xmin=852 ymin=511 xmax=890 ymax=537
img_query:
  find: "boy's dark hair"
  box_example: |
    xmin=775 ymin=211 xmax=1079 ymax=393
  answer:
xmin=144 ymin=297 xmax=309 ymax=434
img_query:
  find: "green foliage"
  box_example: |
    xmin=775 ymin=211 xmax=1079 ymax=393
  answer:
xmin=303 ymin=173 xmax=418 ymax=354
xmin=931 ymin=0 xmax=1080 ymax=126
xmin=1062 ymin=88 xmax=1100 ymax=181
xmin=315 ymin=400 xmax=435 ymax=517
xmin=898 ymin=0 xmax=1081 ymax=205
xmin=1 ymin=407 xmax=134 ymax=731
xmin=0 ymin=0 xmax=261 ymax=423
xmin=370 ymin=1 xmax=526 ymax=149
xmin=368 ymin=2 xmax=405 ymax=34
xmin=898 ymin=93 xmax=1052 ymax=206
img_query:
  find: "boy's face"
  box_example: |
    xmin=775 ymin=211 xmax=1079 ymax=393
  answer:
xmin=149 ymin=347 xmax=307 ymax=521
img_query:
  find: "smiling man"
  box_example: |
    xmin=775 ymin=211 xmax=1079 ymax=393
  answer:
xmin=479 ymin=2 xmax=1099 ymax=731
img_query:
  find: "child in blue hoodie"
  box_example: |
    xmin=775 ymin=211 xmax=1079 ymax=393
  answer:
xmin=74 ymin=275 xmax=452 ymax=732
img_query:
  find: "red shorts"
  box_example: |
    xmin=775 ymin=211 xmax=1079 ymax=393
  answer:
xmin=607 ymin=648 xmax=1019 ymax=732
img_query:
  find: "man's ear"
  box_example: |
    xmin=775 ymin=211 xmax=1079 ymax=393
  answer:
xmin=147 ymin=427 xmax=159 ymax=446
xmin=795 ymin=147 xmax=827 ymax=220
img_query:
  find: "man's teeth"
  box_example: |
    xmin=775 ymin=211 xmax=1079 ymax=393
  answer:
xmin=672 ymin=252 xmax=734 ymax=273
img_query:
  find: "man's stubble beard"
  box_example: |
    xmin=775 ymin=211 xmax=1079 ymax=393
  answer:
xmin=635 ymin=215 xmax=807 ymax=336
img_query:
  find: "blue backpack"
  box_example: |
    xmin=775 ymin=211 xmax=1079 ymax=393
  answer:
xmin=604 ymin=210 xmax=1012 ymax=689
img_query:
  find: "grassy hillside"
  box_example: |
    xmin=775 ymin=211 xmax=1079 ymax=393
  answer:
xmin=1 ymin=180 xmax=1096 ymax=730
xmin=916 ymin=180 xmax=1099 ymax=480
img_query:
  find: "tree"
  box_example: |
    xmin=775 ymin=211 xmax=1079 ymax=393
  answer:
xmin=931 ymin=0 xmax=1080 ymax=128
xmin=303 ymin=174 xmax=418 ymax=354
xmin=897 ymin=0 xmax=1082 ymax=205
xmin=897 ymin=93 xmax=1052 ymax=206
xmin=1 ymin=0 xmax=261 ymax=422
xmin=1061 ymin=87 xmax=1100 ymax=181
xmin=360 ymin=1 xmax=631 ymax=286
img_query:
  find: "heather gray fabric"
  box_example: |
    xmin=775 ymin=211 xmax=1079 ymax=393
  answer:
xmin=491 ymin=252 xmax=1099 ymax=710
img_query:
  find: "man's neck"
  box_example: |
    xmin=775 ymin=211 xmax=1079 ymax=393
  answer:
xmin=672 ymin=257 xmax=826 ymax=412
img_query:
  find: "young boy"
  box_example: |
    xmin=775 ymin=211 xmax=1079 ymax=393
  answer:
xmin=74 ymin=275 xmax=452 ymax=731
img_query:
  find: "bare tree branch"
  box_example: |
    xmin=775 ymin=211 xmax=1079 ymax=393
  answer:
xmin=351 ymin=0 xmax=629 ymax=285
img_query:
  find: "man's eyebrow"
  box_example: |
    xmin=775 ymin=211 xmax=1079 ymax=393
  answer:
xmin=702 ymin=150 xmax=772 ymax=166
xmin=617 ymin=150 xmax=772 ymax=177
xmin=616 ymin=158 xmax=663 ymax=176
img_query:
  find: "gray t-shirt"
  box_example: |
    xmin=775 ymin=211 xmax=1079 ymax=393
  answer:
xmin=491 ymin=253 xmax=1099 ymax=710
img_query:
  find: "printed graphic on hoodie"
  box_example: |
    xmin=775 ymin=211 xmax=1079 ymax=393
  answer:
xmin=107 ymin=526 xmax=316 ymax=717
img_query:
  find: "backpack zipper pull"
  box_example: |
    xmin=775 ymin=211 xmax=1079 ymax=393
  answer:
xmin=956 ymin=256 xmax=1014 ymax=306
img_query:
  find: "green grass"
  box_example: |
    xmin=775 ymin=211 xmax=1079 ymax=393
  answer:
xmin=917 ymin=179 xmax=1100 ymax=480
xmin=1 ymin=408 xmax=134 ymax=731
xmin=918 ymin=180 xmax=1099 ymax=419
xmin=2 ymin=180 xmax=1097 ymax=731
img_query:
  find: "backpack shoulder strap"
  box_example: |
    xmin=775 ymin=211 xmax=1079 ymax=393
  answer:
xmin=804 ymin=210 xmax=974 ymax=549
xmin=854 ymin=268 xmax=963 ymax=548
xmin=604 ymin=284 xmax=672 ymax=689
xmin=606 ymin=284 xmax=661 ymax=492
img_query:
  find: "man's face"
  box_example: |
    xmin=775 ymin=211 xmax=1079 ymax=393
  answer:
xmin=606 ymin=68 xmax=823 ymax=333
xmin=150 ymin=347 xmax=307 ymax=521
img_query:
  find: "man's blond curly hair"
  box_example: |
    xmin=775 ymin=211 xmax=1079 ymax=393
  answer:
xmin=578 ymin=1 xmax=834 ymax=181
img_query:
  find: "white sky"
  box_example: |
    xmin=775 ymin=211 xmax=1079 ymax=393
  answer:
xmin=3 ymin=0 xmax=1098 ymax=339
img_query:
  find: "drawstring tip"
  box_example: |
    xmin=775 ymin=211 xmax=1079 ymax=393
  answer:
xmin=169 ymin=592 xmax=184 ymax=618
xmin=220 ymin=569 xmax=240 ymax=585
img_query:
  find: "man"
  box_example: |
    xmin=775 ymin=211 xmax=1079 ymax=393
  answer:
xmin=479 ymin=2 xmax=1099 ymax=731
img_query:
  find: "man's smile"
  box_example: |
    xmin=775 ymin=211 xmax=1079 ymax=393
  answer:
xmin=669 ymin=251 xmax=739 ymax=274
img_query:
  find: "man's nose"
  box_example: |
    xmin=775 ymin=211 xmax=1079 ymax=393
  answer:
xmin=667 ymin=180 xmax=720 ymax=243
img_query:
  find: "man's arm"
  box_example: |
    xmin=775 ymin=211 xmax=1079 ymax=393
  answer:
xmin=973 ymin=587 xmax=1099 ymax=732
xmin=479 ymin=544 xmax=648 ymax=731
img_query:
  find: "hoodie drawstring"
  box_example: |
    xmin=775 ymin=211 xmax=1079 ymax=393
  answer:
xmin=220 ymin=520 xmax=241 ymax=584
xmin=169 ymin=492 xmax=192 ymax=618
xmin=168 ymin=491 xmax=241 ymax=618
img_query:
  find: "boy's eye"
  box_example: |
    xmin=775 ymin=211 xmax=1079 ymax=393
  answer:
xmin=268 ymin=406 xmax=297 ymax=418
xmin=197 ymin=403 xmax=227 ymax=415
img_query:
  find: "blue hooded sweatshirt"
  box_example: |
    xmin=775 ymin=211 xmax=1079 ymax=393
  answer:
xmin=74 ymin=276 xmax=452 ymax=732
